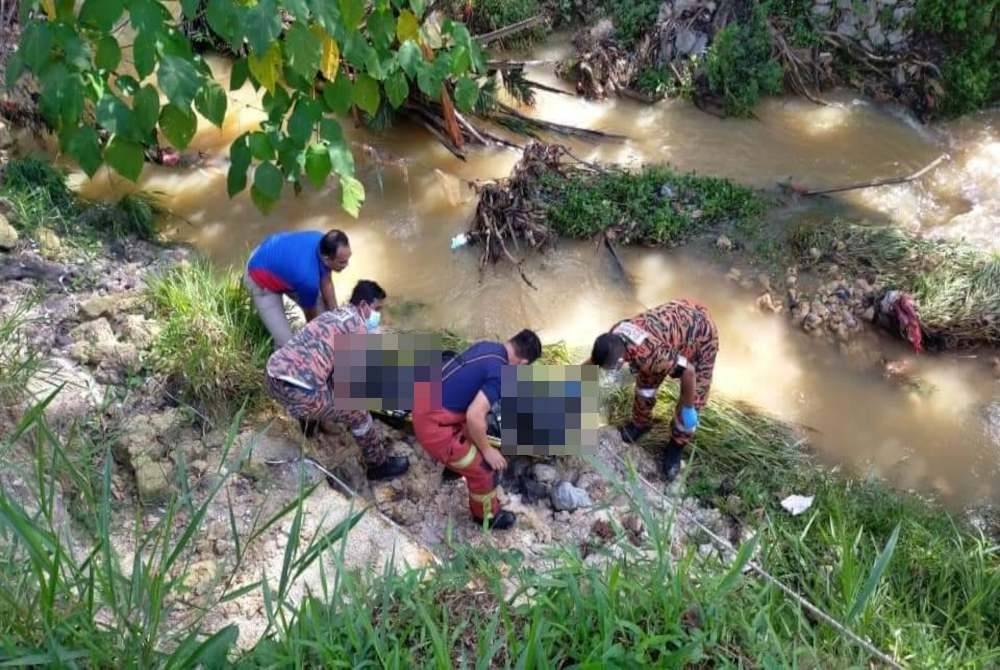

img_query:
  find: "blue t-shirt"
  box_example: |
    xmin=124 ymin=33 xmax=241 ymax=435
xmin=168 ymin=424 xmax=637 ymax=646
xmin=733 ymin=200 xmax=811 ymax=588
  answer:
xmin=441 ymin=341 xmax=508 ymax=413
xmin=247 ymin=230 xmax=326 ymax=309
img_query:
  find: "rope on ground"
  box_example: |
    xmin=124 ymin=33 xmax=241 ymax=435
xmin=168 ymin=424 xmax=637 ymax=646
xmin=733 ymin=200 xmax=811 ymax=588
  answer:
xmin=609 ymin=452 xmax=903 ymax=669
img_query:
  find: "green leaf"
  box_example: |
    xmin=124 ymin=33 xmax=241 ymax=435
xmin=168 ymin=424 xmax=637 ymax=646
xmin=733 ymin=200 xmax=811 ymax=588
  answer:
xmin=195 ymin=81 xmax=228 ymax=127
xmin=105 ymin=137 xmax=145 ymax=182
xmin=468 ymin=42 xmax=486 ymax=73
xmin=159 ymin=103 xmax=198 ymax=149
xmin=276 ymin=137 xmax=304 ymax=177
xmin=20 ymin=22 xmax=53 ymax=72
xmin=79 ymin=0 xmax=124 ymax=31
xmin=133 ymin=31 xmax=157 ymax=79
xmin=40 ymin=67 xmax=85 ymax=128
xmin=95 ymin=36 xmax=122 ymax=71
xmin=453 ymin=77 xmax=479 ymax=113
xmin=319 ymin=118 xmax=343 ymax=143
xmin=409 ymin=0 xmax=425 ymax=18
xmin=227 ymin=136 xmax=251 ymax=196
xmin=262 ymin=85 xmax=292 ymax=123
xmin=230 ymin=59 xmax=250 ymax=90
xmin=847 ymin=523 xmax=901 ymax=625
xmin=416 ymin=63 xmax=442 ymax=99
xmin=364 ymin=47 xmax=391 ymax=81
xmin=397 ymin=40 xmax=421 ymax=78
xmin=181 ymin=0 xmax=199 ymax=18
xmin=158 ymin=55 xmax=202 ymax=108
xmin=130 ymin=0 xmax=170 ymax=33
xmin=322 ymin=76 xmax=353 ymax=116
xmin=339 ymin=0 xmax=364 ymax=29
xmin=176 ymin=625 xmax=238 ymax=669
xmin=4 ymin=51 xmax=25 ymax=89
xmin=251 ymin=161 xmax=283 ymax=208
xmin=396 ymin=9 xmax=420 ymax=43
xmin=308 ymin=0 xmax=342 ymax=34
xmin=328 ymin=139 xmax=354 ymax=177
xmin=115 ymin=75 xmax=140 ymax=96
xmin=342 ymin=32 xmax=373 ymax=70
xmin=282 ymin=0 xmax=310 ymax=22
xmin=287 ymin=98 xmax=321 ymax=145
xmin=206 ymin=0 xmax=242 ymax=47
xmin=248 ymin=132 xmax=275 ymax=161
xmin=96 ymin=94 xmax=135 ymax=136
xmin=284 ymin=22 xmax=322 ymax=80
xmin=384 ymin=70 xmax=409 ymax=108
xmin=65 ymin=127 xmax=103 ymax=177
xmin=304 ymin=143 xmax=332 ymax=187
xmin=133 ymin=85 xmax=161 ymax=133
xmin=367 ymin=9 xmax=395 ymax=50
xmin=242 ymin=0 xmax=283 ymax=55
xmin=339 ymin=174 xmax=365 ymax=217
xmin=53 ymin=25 xmax=92 ymax=70
xmin=352 ymin=73 xmax=381 ymax=116
xmin=450 ymin=46 xmax=470 ymax=76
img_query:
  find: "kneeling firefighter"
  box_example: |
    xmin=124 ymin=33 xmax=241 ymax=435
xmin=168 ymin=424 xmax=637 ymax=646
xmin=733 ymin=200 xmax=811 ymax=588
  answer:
xmin=412 ymin=329 xmax=542 ymax=531
xmin=588 ymin=299 xmax=719 ymax=482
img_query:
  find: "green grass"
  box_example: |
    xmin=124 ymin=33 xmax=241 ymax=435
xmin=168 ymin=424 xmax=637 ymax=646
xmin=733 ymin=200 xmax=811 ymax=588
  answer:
xmin=0 ymin=297 xmax=41 ymax=410
xmin=705 ymin=4 xmax=785 ymax=118
xmin=146 ymin=260 xmax=273 ymax=417
xmin=539 ymin=165 xmax=765 ymax=246
xmin=466 ymin=0 xmax=546 ymax=46
xmin=787 ymin=220 xmax=1000 ymax=348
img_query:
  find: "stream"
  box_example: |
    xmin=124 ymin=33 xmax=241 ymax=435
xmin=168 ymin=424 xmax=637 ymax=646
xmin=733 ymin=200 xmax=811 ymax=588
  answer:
xmin=64 ymin=36 xmax=1000 ymax=508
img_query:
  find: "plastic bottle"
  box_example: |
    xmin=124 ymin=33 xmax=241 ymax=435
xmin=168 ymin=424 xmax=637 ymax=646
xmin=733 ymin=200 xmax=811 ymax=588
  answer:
xmin=450 ymin=233 xmax=469 ymax=250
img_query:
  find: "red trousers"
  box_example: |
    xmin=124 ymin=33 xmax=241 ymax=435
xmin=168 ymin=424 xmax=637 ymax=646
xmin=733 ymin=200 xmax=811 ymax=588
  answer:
xmin=411 ymin=381 xmax=500 ymax=520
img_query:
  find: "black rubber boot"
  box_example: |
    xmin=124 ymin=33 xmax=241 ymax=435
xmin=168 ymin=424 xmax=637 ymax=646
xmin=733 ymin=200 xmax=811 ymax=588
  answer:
xmin=441 ymin=468 xmax=463 ymax=483
xmin=472 ymin=509 xmax=517 ymax=531
xmin=366 ymin=455 xmax=410 ymax=481
xmin=620 ymin=422 xmax=651 ymax=444
xmin=661 ymin=441 xmax=684 ymax=483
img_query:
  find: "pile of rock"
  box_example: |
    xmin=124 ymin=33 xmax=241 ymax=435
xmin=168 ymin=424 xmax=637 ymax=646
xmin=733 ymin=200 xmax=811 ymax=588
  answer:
xmin=812 ymin=0 xmax=916 ymax=54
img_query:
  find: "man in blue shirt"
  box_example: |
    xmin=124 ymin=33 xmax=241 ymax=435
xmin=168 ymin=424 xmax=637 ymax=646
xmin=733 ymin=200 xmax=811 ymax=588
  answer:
xmin=412 ymin=330 xmax=542 ymax=531
xmin=244 ymin=229 xmax=352 ymax=347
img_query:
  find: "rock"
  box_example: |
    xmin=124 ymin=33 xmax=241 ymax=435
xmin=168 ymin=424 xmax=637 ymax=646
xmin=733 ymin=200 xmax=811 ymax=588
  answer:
xmin=991 ymin=357 xmax=1000 ymax=379
xmin=0 ymin=214 xmax=18 ymax=250
xmin=532 ymin=463 xmax=559 ymax=485
xmin=803 ymin=313 xmax=823 ymax=331
xmin=0 ymin=121 xmax=11 ymax=148
xmin=35 ymin=227 xmax=62 ymax=257
xmin=867 ymin=23 xmax=886 ymax=48
xmin=756 ymin=293 xmax=782 ymax=314
xmin=590 ymin=18 xmax=615 ymax=41
xmin=80 ymin=292 xmax=143 ymax=319
xmin=836 ymin=17 xmax=859 ymax=38
xmin=118 ymin=314 xmax=160 ymax=349
xmin=115 ymin=408 xmax=191 ymax=483
xmin=22 ymin=357 xmax=104 ymax=430
xmin=893 ymin=6 xmax=914 ymax=23
xmin=715 ymin=235 xmax=733 ymax=251
xmin=550 ymin=480 xmax=593 ymax=512
xmin=836 ymin=324 xmax=851 ymax=342
xmin=672 ymin=0 xmax=703 ymax=17
xmin=674 ymin=28 xmax=709 ymax=57
xmin=862 ymin=306 xmax=876 ymax=322
xmin=726 ymin=268 xmax=742 ymax=282
xmin=812 ymin=2 xmax=832 ymax=17
xmin=740 ymin=279 xmax=754 ymax=291
xmin=757 ymin=273 xmax=771 ymax=292
xmin=836 ymin=0 xmax=852 ymax=7
xmin=69 ymin=318 xmax=118 ymax=365
xmin=785 ymin=274 xmax=798 ymax=288
xmin=182 ymin=559 xmax=219 ymax=595
xmin=134 ymin=455 xmax=175 ymax=503
xmin=809 ymin=247 xmax=822 ymax=260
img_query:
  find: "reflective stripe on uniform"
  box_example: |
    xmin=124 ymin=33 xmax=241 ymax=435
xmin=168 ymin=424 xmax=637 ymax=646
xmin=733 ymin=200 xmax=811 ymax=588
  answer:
xmin=469 ymin=489 xmax=497 ymax=505
xmin=637 ymin=387 xmax=658 ymax=398
xmin=351 ymin=415 xmax=373 ymax=436
xmin=448 ymin=443 xmax=478 ymax=470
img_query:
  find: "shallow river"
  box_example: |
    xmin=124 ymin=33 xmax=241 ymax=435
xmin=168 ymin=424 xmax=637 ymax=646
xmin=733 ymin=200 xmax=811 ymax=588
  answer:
xmin=66 ymin=36 xmax=1000 ymax=507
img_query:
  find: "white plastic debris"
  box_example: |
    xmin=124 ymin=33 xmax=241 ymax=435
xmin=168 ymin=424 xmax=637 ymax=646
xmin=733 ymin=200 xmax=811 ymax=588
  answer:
xmin=450 ymin=233 xmax=469 ymax=250
xmin=780 ymin=494 xmax=815 ymax=516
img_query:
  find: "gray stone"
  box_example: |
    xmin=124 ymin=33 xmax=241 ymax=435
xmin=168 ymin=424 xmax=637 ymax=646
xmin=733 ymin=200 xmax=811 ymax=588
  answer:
xmin=672 ymin=0 xmax=702 ymax=16
xmin=837 ymin=17 xmax=859 ymax=38
xmin=715 ymin=235 xmax=733 ymax=251
xmin=887 ymin=29 xmax=907 ymax=50
xmin=867 ymin=23 xmax=886 ymax=48
xmin=892 ymin=5 xmax=914 ymax=22
xmin=550 ymin=480 xmax=593 ymax=512
xmin=0 ymin=214 xmax=18 ymax=250
xmin=22 ymin=357 xmax=104 ymax=429
xmin=589 ymin=18 xmax=615 ymax=42
xmin=80 ymin=292 xmax=143 ymax=319
xmin=532 ymin=463 xmax=559 ymax=485
xmin=812 ymin=3 xmax=833 ymax=16
xmin=34 ymin=227 xmax=62 ymax=257
xmin=134 ymin=455 xmax=175 ymax=504
xmin=837 ymin=0 xmax=853 ymax=8
xmin=118 ymin=314 xmax=160 ymax=349
xmin=69 ymin=318 xmax=118 ymax=365
xmin=182 ymin=559 xmax=218 ymax=595
xmin=674 ymin=28 xmax=709 ymax=57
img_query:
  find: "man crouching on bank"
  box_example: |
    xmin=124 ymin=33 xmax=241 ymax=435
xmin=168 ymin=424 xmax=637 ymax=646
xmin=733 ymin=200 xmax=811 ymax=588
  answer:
xmin=412 ymin=330 xmax=542 ymax=531
xmin=264 ymin=280 xmax=409 ymax=483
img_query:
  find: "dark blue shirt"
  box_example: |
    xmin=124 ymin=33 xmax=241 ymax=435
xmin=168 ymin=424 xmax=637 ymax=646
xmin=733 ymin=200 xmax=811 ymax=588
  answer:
xmin=441 ymin=341 xmax=508 ymax=413
xmin=247 ymin=230 xmax=326 ymax=308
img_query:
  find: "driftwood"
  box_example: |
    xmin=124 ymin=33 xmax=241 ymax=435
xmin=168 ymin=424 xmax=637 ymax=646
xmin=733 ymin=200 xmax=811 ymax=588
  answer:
xmin=474 ymin=15 xmax=548 ymax=46
xmin=800 ymin=153 xmax=950 ymax=196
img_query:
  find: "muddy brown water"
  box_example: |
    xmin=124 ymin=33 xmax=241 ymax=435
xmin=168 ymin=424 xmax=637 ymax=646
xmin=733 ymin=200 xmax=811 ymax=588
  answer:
xmin=56 ymin=36 xmax=999 ymax=507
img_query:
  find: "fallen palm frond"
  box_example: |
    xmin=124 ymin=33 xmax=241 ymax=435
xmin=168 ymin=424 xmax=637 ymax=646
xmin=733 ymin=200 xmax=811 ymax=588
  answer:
xmin=788 ymin=221 xmax=1000 ymax=349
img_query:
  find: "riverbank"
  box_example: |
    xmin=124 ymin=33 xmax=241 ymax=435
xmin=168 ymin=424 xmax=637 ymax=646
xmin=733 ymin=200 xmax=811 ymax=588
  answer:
xmin=2 ymin=157 xmax=999 ymax=666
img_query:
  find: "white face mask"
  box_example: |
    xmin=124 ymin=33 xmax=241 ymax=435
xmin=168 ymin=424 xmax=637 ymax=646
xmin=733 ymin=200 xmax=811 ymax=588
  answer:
xmin=363 ymin=304 xmax=382 ymax=331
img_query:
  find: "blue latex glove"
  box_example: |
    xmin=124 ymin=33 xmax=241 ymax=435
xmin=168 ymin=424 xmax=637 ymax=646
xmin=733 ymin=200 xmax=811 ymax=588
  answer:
xmin=678 ymin=405 xmax=699 ymax=433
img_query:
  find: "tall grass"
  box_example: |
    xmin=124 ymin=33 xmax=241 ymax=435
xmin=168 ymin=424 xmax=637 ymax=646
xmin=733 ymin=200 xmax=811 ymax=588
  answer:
xmin=0 ymin=297 xmax=41 ymax=409
xmin=787 ymin=220 xmax=1000 ymax=348
xmin=147 ymin=260 xmax=273 ymax=417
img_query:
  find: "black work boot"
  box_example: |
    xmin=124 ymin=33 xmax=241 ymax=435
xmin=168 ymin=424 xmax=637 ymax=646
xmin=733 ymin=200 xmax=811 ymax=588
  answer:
xmin=366 ymin=455 xmax=410 ymax=481
xmin=473 ymin=509 xmax=517 ymax=531
xmin=620 ymin=422 xmax=651 ymax=444
xmin=441 ymin=468 xmax=463 ymax=483
xmin=661 ymin=441 xmax=684 ymax=483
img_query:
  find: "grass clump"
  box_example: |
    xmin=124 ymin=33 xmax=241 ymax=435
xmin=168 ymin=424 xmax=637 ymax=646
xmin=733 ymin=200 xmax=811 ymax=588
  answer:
xmin=147 ymin=259 xmax=272 ymax=415
xmin=0 ymin=299 xmax=41 ymax=409
xmin=787 ymin=221 xmax=1000 ymax=348
xmin=539 ymin=165 xmax=765 ymax=246
xmin=600 ymin=0 xmax=661 ymax=47
xmin=704 ymin=4 xmax=784 ymax=117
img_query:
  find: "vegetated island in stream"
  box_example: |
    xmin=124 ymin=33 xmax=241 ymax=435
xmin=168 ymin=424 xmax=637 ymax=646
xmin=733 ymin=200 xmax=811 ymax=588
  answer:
xmin=1 ymin=147 xmax=999 ymax=667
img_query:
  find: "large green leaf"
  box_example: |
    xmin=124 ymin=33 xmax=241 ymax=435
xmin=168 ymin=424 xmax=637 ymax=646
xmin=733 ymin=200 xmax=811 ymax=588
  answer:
xmin=95 ymin=36 xmax=122 ymax=71
xmin=409 ymin=0 xmax=425 ymax=17
xmin=416 ymin=63 xmax=442 ymax=99
xmin=79 ymin=0 xmax=124 ymax=31
xmin=40 ymin=66 xmax=84 ymax=128
xmin=450 ymin=45 xmax=471 ymax=76
xmin=322 ymin=76 xmax=353 ymax=116
xmin=133 ymin=30 xmax=157 ymax=79
xmin=287 ymin=98 xmax=321 ymax=145
xmin=251 ymin=161 xmax=284 ymax=210
xmin=328 ymin=138 xmax=354 ymax=177
xmin=339 ymin=174 xmax=365 ymax=217
xmin=64 ymin=127 xmax=103 ymax=178
xmin=95 ymin=94 xmax=135 ymax=136
xmin=229 ymin=59 xmax=250 ymax=90
xmin=384 ymin=70 xmax=409 ymax=108
xmin=228 ymin=134 xmax=252 ymax=196
xmin=339 ymin=0 xmax=364 ymax=29
xmin=20 ymin=22 xmax=53 ymax=72
xmin=205 ymin=0 xmax=242 ymax=47
xmin=248 ymin=132 xmax=275 ymax=161
xmin=195 ymin=81 xmax=228 ymax=127
xmin=367 ymin=9 xmax=395 ymax=50
xmin=133 ymin=84 xmax=161 ymax=133
xmin=308 ymin=0 xmax=342 ymax=34
xmin=342 ymin=32 xmax=374 ymax=70
xmin=159 ymin=103 xmax=198 ymax=148
xmin=284 ymin=22 xmax=321 ymax=80
xmin=397 ymin=40 xmax=421 ymax=78
xmin=4 ymin=51 xmax=25 ymax=90
xmin=304 ymin=143 xmax=332 ymax=187
xmin=319 ymin=118 xmax=343 ymax=144
xmin=352 ymin=73 xmax=381 ymax=116
xmin=242 ymin=0 xmax=283 ymax=55
xmin=453 ymin=76 xmax=479 ymax=113
xmin=105 ymin=137 xmax=145 ymax=181
xmin=158 ymin=55 xmax=202 ymax=108
xmin=129 ymin=0 xmax=170 ymax=34
xmin=282 ymin=0 xmax=311 ymax=22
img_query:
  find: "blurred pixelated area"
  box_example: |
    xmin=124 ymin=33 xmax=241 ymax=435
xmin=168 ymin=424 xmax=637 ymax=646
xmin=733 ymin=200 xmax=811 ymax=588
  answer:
xmin=331 ymin=333 xmax=444 ymax=411
xmin=499 ymin=365 xmax=600 ymax=456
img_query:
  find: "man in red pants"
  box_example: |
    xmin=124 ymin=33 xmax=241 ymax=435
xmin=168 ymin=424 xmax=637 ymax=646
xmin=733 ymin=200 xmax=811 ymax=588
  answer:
xmin=588 ymin=300 xmax=719 ymax=482
xmin=412 ymin=330 xmax=542 ymax=530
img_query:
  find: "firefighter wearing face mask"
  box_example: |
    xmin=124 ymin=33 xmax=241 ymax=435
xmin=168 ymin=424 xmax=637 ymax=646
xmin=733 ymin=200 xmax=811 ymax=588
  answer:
xmin=586 ymin=300 xmax=719 ymax=482
xmin=264 ymin=279 xmax=410 ymax=483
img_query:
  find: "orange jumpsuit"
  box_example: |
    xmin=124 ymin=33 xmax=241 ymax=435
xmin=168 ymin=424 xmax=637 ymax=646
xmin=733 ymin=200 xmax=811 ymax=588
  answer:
xmin=613 ymin=300 xmax=719 ymax=446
